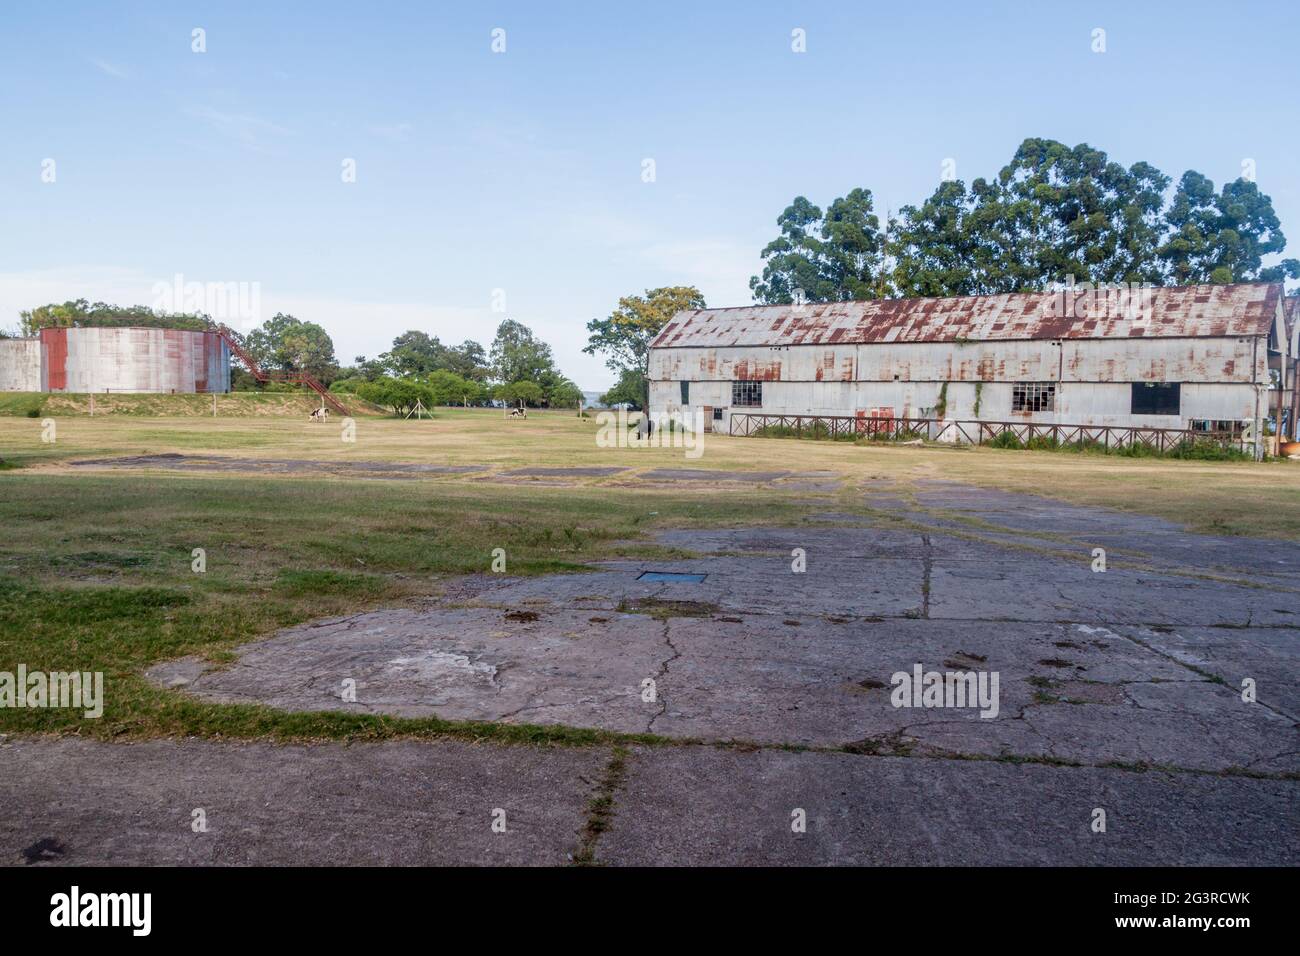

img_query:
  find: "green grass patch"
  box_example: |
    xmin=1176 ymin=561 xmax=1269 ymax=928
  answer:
xmin=0 ymin=392 xmax=46 ymax=417
xmin=0 ymin=471 xmax=848 ymax=742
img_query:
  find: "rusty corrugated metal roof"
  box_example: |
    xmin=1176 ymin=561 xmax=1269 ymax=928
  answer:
xmin=651 ymin=283 xmax=1282 ymax=349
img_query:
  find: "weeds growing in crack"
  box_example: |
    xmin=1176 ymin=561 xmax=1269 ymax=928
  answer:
xmin=572 ymin=746 xmax=630 ymax=866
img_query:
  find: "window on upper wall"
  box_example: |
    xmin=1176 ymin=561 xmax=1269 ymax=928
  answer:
xmin=1131 ymin=382 xmax=1181 ymax=415
xmin=680 ymin=381 xmax=689 ymax=404
xmin=1011 ymin=382 xmax=1055 ymax=412
xmin=731 ymin=381 xmax=762 ymax=407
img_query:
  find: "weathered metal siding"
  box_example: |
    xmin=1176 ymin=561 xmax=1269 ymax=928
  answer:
xmin=650 ymin=338 xmax=1264 ymax=386
xmin=652 ymin=283 xmax=1282 ymax=348
xmin=0 ymin=339 xmax=41 ymax=391
xmin=39 ymin=327 xmax=230 ymax=393
xmin=658 ymin=381 xmax=1259 ymax=430
xmin=649 ymin=284 xmax=1280 ymax=433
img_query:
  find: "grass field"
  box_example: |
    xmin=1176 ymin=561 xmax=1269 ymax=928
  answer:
xmin=2 ymin=405 xmax=1298 ymax=746
xmin=0 ymin=389 xmax=387 ymax=419
xmin=3 ymin=404 xmax=1299 ymax=537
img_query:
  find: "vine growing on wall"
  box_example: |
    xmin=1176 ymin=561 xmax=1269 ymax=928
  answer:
xmin=973 ymin=381 xmax=983 ymax=417
xmin=935 ymin=382 xmax=949 ymax=419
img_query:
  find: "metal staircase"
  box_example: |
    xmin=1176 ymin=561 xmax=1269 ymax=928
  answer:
xmin=213 ymin=325 xmax=349 ymax=416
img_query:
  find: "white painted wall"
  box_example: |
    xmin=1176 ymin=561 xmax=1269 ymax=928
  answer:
xmin=0 ymin=339 xmax=41 ymax=391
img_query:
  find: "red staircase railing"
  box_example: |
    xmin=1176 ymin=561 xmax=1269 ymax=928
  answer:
xmin=214 ymin=324 xmax=349 ymax=416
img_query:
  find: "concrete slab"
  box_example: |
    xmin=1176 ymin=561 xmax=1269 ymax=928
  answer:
xmin=148 ymin=607 xmax=669 ymax=733
xmin=651 ymin=616 xmax=1296 ymax=771
xmin=0 ymin=737 xmax=605 ymax=866
xmin=598 ymin=747 xmax=1299 ymax=865
xmin=1111 ymin=624 xmax=1300 ymax=720
xmin=145 ymin=495 xmax=1300 ymax=776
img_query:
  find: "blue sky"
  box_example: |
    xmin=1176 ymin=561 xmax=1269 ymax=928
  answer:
xmin=1 ymin=1 xmax=1296 ymax=388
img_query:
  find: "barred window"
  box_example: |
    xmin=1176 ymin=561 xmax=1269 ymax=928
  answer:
xmin=731 ymin=381 xmax=762 ymax=407
xmin=1012 ymin=382 xmax=1055 ymax=412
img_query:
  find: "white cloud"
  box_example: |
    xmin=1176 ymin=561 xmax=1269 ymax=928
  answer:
xmin=634 ymin=238 xmax=758 ymax=305
xmin=557 ymin=208 xmax=759 ymax=306
xmin=184 ymin=106 xmax=292 ymax=149
xmin=90 ymin=58 xmax=127 ymax=79
xmin=368 ymin=122 xmax=414 ymax=141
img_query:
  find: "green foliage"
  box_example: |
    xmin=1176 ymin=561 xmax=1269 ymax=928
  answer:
xmin=935 ymin=382 xmax=949 ymax=419
xmin=244 ymin=313 xmax=339 ymax=382
xmin=547 ymin=379 xmax=584 ymax=409
xmin=1165 ymin=440 xmax=1252 ymax=461
xmin=982 ymin=428 xmax=1249 ymax=460
xmin=0 ymin=393 xmax=47 ymax=417
xmin=987 ymin=430 xmax=1024 ymax=449
xmin=384 ymin=330 xmax=447 ymax=377
xmin=355 ymin=376 xmax=433 ymax=416
xmin=600 ymin=369 xmax=647 ymax=409
xmin=347 ymin=325 xmax=571 ymax=406
xmin=1157 ymin=172 xmax=1300 ymax=284
xmin=422 ymin=369 xmax=488 ymax=406
xmin=973 ymin=382 xmax=983 ymax=417
xmin=328 ymin=377 xmax=365 ymax=394
xmin=490 ymin=319 xmax=556 ymax=386
xmin=752 ymin=422 xmax=857 ymax=441
xmin=584 ymin=287 xmax=706 ymax=395
xmin=1024 ymin=435 xmax=1060 ymax=451
xmin=751 ymin=189 xmax=888 ymax=303
xmin=19 ymin=299 xmax=211 ymax=336
xmin=494 ymin=380 xmax=544 ymax=407
xmin=761 ymin=137 xmax=1299 ymax=300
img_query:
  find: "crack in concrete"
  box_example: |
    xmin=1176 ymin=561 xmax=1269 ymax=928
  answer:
xmin=1119 ymin=627 xmax=1298 ymax=724
xmin=646 ymin=620 xmax=681 ymax=733
xmin=920 ymin=533 xmax=933 ymax=619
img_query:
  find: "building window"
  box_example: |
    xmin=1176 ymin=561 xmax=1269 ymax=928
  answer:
xmin=713 ymin=407 xmax=723 ymax=421
xmin=1190 ymin=419 xmax=1242 ymax=434
xmin=1131 ymin=382 xmax=1180 ymax=416
xmin=1012 ymin=382 xmax=1055 ymax=412
xmin=680 ymin=381 xmax=689 ymax=405
xmin=731 ymin=381 xmax=762 ymax=407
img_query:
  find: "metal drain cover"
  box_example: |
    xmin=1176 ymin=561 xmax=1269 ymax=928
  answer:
xmin=637 ymin=571 xmax=706 ymax=583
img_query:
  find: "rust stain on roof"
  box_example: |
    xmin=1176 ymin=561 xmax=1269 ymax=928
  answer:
xmin=651 ymin=284 xmax=1282 ymax=349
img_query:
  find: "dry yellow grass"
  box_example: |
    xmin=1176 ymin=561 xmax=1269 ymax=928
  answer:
xmin=3 ymin=406 xmax=1298 ymax=539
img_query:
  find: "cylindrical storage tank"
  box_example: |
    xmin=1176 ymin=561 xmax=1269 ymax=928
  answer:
xmin=0 ymin=339 xmax=42 ymax=391
xmin=39 ymin=327 xmax=230 ymax=394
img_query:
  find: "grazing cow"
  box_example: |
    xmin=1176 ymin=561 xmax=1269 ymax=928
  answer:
xmin=309 ymin=407 xmax=329 ymax=422
xmin=509 ymin=407 xmax=527 ymax=418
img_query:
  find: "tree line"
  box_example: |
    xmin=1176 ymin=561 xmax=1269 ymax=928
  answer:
xmin=582 ymin=139 xmax=1298 ymax=411
xmin=12 ymin=300 xmax=583 ymax=413
xmin=750 ymin=137 xmax=1298 ymax=303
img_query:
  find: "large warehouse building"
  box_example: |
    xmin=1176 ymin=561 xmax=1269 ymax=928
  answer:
xmin=648 ymin=282 xmax=1292 ymax=455
xmin=0 ymin=326 xmax=230 ymax=394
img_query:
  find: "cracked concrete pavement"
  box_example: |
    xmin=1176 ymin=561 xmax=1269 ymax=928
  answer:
xmin=11 ymin=480 xmax=1299 ymax=865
